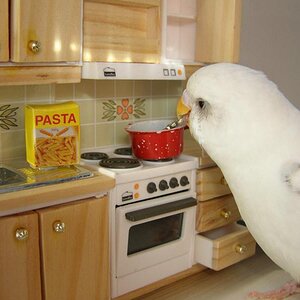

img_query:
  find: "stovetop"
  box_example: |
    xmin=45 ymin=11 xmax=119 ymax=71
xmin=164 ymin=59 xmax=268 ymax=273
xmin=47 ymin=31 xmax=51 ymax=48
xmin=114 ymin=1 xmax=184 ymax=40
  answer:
xmin=80 ymin=147 xmax=198 ymax=185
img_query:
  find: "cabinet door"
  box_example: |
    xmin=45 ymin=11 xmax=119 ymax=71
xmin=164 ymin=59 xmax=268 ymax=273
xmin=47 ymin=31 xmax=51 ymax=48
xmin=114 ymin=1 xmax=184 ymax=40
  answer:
xmin=0 ymin=0 xmax=9 ymax=62
xmin=38 ymin=196 xmax=110 ymax=300
xmin=10 ymin=0 xmax=82 ymax=63
xmin=0 ymin=212 xmax=42 ymax=300
xmin=83 ymin=0 xmax=161 ymax=63
xmin=195 ymin=0 xmax=242 ymax=63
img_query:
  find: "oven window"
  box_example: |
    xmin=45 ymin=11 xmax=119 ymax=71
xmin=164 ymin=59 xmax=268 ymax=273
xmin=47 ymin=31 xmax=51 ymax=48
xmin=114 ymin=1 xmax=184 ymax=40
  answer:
xmin=127 ymin=213 xmax=183 ymax=255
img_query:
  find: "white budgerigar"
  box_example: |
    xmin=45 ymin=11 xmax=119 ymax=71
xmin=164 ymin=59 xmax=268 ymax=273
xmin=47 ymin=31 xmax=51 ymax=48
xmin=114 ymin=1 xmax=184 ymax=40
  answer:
xmin=180 ymin=63 xmax=300 ymax=299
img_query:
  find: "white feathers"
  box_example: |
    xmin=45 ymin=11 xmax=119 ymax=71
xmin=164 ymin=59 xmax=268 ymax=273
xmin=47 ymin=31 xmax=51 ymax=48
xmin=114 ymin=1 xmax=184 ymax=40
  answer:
xmin=186 ymin=63 xmax=300 ymax=282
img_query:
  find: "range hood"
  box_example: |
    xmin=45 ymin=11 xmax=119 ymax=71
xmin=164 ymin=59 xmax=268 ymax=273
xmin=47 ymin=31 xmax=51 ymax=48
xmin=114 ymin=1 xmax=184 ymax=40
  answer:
xmin=81 ymin=62 xmax=186 ymax=80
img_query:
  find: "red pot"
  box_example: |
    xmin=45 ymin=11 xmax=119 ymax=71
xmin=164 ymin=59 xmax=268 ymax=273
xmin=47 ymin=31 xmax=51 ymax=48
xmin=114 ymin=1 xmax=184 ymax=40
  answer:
xmin=125 ymin=120 xmax=185 ymax=160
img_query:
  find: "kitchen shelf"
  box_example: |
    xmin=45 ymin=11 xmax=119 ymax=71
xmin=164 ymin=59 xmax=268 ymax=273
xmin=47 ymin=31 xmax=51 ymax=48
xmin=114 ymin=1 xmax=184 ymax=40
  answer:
xmin=162 ymin=0 xmax=197 ymax=63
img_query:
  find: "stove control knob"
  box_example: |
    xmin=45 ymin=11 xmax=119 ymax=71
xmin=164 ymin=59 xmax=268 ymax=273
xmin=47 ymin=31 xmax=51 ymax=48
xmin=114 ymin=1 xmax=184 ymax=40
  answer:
xmin=169 ymin=177 xmax=179 ymax=188
xmin=147 ymin=182 xmax=157 ymax=193
xmin=180 ymin=176 xmax=189 ymax=186
xmin=159 ymin=180 xmax=169 ymax=191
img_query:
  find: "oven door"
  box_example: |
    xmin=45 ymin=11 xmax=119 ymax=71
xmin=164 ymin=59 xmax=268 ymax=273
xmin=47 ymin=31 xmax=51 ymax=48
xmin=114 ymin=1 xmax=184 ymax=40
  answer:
xmin=115 ymin=194 xmax=197 ymax=277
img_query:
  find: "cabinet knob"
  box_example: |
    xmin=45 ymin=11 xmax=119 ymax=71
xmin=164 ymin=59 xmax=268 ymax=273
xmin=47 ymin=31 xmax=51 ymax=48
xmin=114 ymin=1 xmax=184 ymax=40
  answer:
xmin=53 ymin=221 xmax=65 ymax=233
xmin=220 ymin=209 xmax=232 ymax=220
xmin=15 ymin=228 xmax=29 ymax=241
xmin=235 ymin=244 xmax=247 ymax=254
xmin=28 ymin=40 xmax=41 ymax=53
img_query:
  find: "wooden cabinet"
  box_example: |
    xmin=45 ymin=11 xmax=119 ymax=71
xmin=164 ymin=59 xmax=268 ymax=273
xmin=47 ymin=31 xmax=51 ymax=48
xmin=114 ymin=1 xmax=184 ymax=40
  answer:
xmin=83 ymin=0 xmax=161 ymax=63
xmin=11 ymin=0 xmax=82 ymax=63
xmin=0 ymin=0 xmax=82 ymax=86
xmin=0 ymin=196 xmax=110 ymax=300
xmin=83 ymin=0 xmax=241 ymax=64
xmin=163 ymin=0 xmax=242 ymax=64
xmin=0 ymin=0 xmax=9 ymax=62
xmin=194 ymin=166 xmax=256 ymax=271
xmin=0 ymin=212 xmax=42 ymax=300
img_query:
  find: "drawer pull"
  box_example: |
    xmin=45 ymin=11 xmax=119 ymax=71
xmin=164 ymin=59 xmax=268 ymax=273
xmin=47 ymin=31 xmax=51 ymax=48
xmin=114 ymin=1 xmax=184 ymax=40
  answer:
xmin=220 ymin=209 xmax=232 ymax=220
xmin=53 ymin=221 xmax=65 ymax=233
xmin=235 ymin=244 xmax=247 ymax=254
xmin=15 ymin=228 xmax=29 ymax=241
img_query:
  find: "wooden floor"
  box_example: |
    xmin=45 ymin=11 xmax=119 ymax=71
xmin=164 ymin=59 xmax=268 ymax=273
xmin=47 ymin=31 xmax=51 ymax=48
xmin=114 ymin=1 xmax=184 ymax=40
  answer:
xmin=134 ymin=247 xmax=298 ymax=300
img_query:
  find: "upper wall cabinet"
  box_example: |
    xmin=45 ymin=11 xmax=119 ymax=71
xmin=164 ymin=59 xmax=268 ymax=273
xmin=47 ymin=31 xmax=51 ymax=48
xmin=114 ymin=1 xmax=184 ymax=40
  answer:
xmin=162 ymin=0 xmax=242 ymax=64
xmin=196 ymin=0 xmax=241 ymax=63
xmin=10 ymin=0 xmax=82 ymax=63
xmin=0 ymin=0 xmax=9 ymax=62
xmin=0 ymin=0 xmax=82 ymax=86
xmin=83 ymin=0 xmax=161 ymax=63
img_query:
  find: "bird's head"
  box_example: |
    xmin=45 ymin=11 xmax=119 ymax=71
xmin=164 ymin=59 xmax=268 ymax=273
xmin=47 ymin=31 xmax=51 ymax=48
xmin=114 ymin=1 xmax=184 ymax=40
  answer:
xmin=177 ymin=63 xmax=287 ymax=164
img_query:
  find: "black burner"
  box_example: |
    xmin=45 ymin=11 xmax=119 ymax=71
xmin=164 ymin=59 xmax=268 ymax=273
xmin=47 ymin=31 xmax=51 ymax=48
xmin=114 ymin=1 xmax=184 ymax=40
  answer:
xmin=99 ymin=157 xmax=141 ymax=169
xmin=114 ymin=147 xmax=132 ymax=156
xmin=81 ymin=152 xmax=109 ymax=161
xmin=145 ymin=158 xmax=173 ymax=162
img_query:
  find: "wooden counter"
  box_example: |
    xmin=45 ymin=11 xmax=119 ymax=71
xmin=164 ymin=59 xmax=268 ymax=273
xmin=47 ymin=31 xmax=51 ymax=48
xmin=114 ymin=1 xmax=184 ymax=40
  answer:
xmin=0 ymin=172 xmax=115 ymax=217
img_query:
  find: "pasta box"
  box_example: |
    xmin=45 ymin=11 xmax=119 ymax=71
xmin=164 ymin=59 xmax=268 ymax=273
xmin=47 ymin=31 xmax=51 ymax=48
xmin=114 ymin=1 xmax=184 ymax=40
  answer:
xmin=25 ymin=101 xmax=80 ymax=168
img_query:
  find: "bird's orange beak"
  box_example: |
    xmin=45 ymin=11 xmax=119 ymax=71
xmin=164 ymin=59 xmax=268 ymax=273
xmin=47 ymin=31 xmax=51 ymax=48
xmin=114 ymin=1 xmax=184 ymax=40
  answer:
xmin=177 ymin=90 xmax=191 ymax=127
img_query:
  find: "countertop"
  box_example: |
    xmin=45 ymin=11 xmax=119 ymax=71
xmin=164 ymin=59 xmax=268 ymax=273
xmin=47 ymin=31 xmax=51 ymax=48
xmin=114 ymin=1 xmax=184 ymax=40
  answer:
xmin=0 ymin=171 xmax=115 ymax=217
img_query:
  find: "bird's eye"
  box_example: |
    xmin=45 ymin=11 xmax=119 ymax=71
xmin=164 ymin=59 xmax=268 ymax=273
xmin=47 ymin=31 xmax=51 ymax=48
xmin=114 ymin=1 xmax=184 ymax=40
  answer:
xmin=198 ymin=99 xmax=205 ymax=109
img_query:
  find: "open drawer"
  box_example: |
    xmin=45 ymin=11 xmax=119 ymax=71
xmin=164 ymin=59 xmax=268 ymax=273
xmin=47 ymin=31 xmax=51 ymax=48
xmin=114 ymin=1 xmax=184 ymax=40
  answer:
xmin=195 ymin=223 xmax=256 ymax=271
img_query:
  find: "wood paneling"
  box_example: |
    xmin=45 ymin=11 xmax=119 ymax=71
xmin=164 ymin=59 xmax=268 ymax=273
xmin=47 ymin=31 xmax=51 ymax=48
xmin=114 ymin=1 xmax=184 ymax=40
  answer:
xmin=0 ymin=66 xmax=81 ymax=86
xmin=195 ymin=0 xmax=242 ymax=63
xmin=196 ymin=167 xmax=231 ymax=201
xmin=10 ymin=0 xmax=81 ymax=62
xmin=0 ymin=0 xmax=9 ymax=62
xmin=83 ymin=0 xmax=161 ymax=63
xmin=0 ymin=212 xmax=42 ymax=300
xmin=196 ymin=194 xmax=241 ymax=232
xmin=38 ymin=197 xmax=110 ymax=300
xmin=0 ymin=173 xmax=115 ymax=216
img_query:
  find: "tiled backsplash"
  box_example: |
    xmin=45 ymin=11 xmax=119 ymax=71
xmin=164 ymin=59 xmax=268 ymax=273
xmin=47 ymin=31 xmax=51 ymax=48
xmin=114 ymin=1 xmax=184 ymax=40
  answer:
xmin=0 ymin=80 xmax=184 ymax=161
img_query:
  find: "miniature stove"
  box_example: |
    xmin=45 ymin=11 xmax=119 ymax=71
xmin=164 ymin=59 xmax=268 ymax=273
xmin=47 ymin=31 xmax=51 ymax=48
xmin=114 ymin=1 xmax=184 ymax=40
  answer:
xmin=80 ymin=146 xmax=198 ymax=297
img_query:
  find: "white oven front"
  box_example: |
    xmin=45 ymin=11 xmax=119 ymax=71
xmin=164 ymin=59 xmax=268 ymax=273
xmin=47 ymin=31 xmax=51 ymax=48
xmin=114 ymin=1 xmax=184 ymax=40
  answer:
xmin=115 ymin=192 xmax=197 ymax=280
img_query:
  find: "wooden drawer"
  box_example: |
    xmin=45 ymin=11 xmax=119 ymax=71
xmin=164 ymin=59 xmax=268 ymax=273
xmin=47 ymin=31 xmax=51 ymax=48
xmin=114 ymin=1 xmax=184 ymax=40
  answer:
xmin=196 ymin=194 xmax=241 ymax=233
xmin=197 ymin=167 xmax=231 ymax=201
xmin=195 ymin=223 xmax=256 ymax=271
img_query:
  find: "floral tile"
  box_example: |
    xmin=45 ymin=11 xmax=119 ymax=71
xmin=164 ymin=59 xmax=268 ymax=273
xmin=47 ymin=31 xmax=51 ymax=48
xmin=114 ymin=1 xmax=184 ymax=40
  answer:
xmin=0 ymin=104 xmax=20 ymax=131
xmin=96 ymin=97 xmax=148 ymax=122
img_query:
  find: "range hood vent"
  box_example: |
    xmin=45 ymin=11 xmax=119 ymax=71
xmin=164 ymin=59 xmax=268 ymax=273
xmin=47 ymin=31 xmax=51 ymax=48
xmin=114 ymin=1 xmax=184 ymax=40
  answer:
xmin=81 ymin=62 xmax=186 ymax=80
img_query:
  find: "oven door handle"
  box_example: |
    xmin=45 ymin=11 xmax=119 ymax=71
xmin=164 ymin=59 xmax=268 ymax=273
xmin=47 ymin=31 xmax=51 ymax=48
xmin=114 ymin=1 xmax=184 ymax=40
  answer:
xmin=125 ymin=197 xmax=197 ymax=222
